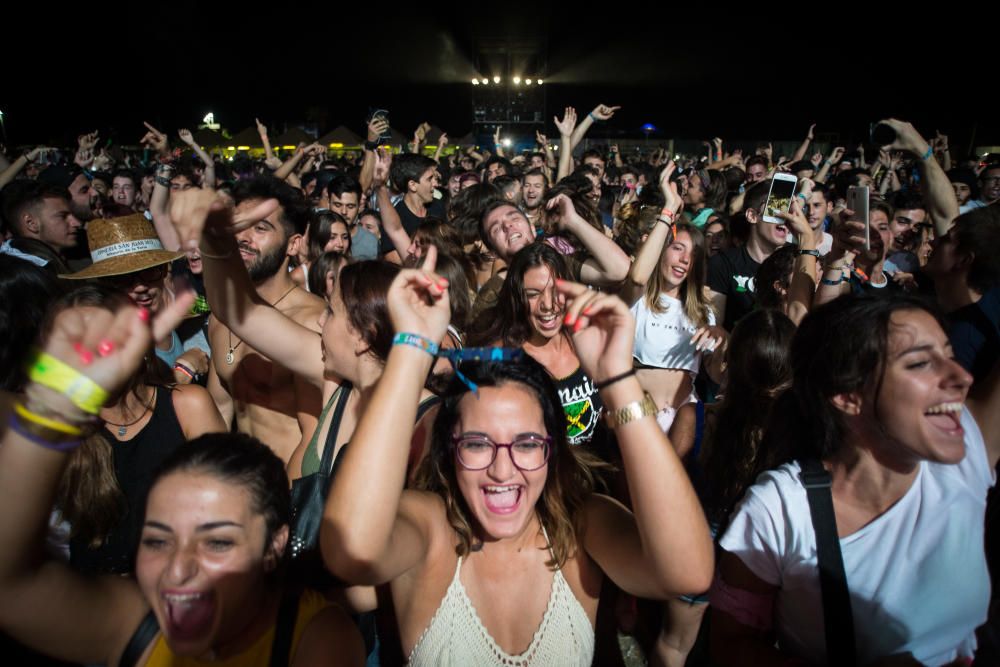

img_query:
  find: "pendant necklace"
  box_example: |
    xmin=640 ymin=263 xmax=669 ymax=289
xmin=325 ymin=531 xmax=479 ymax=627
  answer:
xmin=227 ymin=285 xmax=297 ymax=365
xmin=104 ymin=389 xmax=156 ymax=437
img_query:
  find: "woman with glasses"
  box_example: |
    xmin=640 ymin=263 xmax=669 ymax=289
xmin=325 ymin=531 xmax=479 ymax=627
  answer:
xmin=321 ymin=251 xmax=714 ymax=666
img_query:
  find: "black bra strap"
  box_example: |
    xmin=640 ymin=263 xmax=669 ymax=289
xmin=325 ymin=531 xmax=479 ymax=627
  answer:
xmin=119 ymin=610 xmax=159 ymax=667
xmin=269 ymin=589 xmax=302 ymax=667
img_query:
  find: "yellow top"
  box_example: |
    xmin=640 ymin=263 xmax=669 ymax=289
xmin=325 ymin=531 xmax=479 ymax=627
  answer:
xmin=143 ymin=589 xmax=328 ymax=667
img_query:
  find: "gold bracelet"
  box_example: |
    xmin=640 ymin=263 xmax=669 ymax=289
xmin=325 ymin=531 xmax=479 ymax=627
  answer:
xmin=604 ymin=392 xmax=658 ymax=429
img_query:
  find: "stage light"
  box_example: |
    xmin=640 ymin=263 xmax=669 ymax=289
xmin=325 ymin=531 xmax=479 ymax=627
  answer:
xmin=513 ymin=76 xmax=521 ymax=85
xmin=502 ymin=138 xmax=512 ymax=148
xmin=472 ymin=78 xmax=479 ymax=85
xmin=537 ymin=79 xmax=543 ymax=85
xmin=525 ymin=79 xmax=533 ymax=85
xmin=493 ymin=75 xmax=501 ymax=84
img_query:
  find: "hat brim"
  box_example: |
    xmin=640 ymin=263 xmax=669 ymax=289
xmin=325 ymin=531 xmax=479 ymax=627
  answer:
xmin=59 ymin=250 xmax=185 ymax=279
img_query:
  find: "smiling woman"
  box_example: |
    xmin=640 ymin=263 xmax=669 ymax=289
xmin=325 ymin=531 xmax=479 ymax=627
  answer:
xmin=0 ymin=299 xmax=365 ymax=667
xmin=710 ymin=293 xmax=1000 ymax=666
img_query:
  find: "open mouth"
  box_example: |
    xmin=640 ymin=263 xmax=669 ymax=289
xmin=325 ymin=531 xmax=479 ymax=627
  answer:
xmin=535 ymin=313 xmax=561 ymax=331
xmin=924 ymin=401 xmax=964 ymax=437
xmin=774 ymin=224 xmax=788 ymax=237
xmin=162 ymin=590 xmax=216 ymax=643
xmin=482 ymin=485 xmax=522 ymax=514
xmin=506 ymin=232 xmax=523 ymax=246
xmin=671 ymin=266 xmax=688 ymax=280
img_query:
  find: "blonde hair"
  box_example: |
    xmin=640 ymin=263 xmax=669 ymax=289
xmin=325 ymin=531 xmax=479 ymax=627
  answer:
xmin=643 ymin=223 xmax=712 ymax=328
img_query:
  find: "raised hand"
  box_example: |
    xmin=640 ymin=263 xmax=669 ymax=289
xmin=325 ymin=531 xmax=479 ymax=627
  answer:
xmin=42 ymin=288 xmax=195 ymax=400
xmin=610 ymin=144 xmax=619 ymax=155
xmin=255 ymin=117 xmax=269 ymax=140
xmin=591 ymin=104 xmax=621 ymax=121
xmin=554 ymin=107 xmax=577 ymax=137
xmin=556 ymin=280 xmax=635 ymax=384
xmin=806 ymin=123 xmax=816 ymax=141
xmin=492 ymin=126 xmax=502 ymax=147
xmin=367 ymin=117 xmax=389 ymax=143
xmin=829 ymin=146 xmax=845 ymax=164
xmin=763 ymin=143 xmax=774 ymax=161
xmin=933 ymin=130 xmax=949 ymax=154
xmin=91 ymin=149 xmax=113 ymax=172
xmin=78 ymin=131 xmax=99 ymax=151
xmin=658 ymin=161 xmax=683 ymax=214
xmin=178 ymin=128 xmax=196 ymax=146
xmin=875 ymin=119 xmax=930 ymax=156
xmin=775 ymin=198 xmax=814 ymax=247
xmin=545 ymin=192 xmax=578 ymax=229
xmin=168 ymin=188 xmax=280 ymax=253
xmin=414 ymin=122 xmax=429 ymax=143
xmin=372 ymin=147 xmax=393 ymax=188
xmin=27 ymin=146 xmax=54 ymax=162
xmin=438 ymin=132 xmax=448 ymax=148
xmin=141 ymin=122 xmax=168 ymax=154
xmin=811 ymin=152 xmax=823 ymax=167
xmin=386 ymin=245 xmax=450 ymax=344
xmin=536 ymin=130 xmax=548 ymax=146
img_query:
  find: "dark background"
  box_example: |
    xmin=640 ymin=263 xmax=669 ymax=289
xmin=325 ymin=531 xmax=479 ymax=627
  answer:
xmin=3 ymin=2 xmax=991 ymax=155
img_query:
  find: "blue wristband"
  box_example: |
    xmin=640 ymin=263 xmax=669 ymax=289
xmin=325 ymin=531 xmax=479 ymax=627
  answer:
xmin=921 ymin=146 xmax=934 ymax=161
xmin=392 ymin=332 xmax=439 ymax=356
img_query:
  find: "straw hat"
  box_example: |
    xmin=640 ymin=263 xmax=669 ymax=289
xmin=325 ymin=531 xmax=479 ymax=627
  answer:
xmin=60 ymin=214 xmax=183 ymax=280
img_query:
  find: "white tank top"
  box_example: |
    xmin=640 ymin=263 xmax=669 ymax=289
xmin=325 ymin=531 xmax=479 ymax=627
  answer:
xmin=631 ymin=293 xmax=714 ymax=374
xmin=407 ymin=531 xmax=594 ymax=666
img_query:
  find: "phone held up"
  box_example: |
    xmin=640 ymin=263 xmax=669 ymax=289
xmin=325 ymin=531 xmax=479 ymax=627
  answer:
xmin=762 ymin=173 xmax=798 ymax=224
xmin=847 ymin=185 xmax=872 ymax=251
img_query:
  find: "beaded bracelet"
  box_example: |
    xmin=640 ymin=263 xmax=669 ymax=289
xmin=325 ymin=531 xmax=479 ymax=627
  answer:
xmin=393 ymin=332 xmax=440 ymax=356
xmin=27 ymin=351 xmax=109 ymax=415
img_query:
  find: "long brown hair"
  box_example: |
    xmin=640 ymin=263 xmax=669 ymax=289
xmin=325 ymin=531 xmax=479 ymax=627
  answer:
xmin=412 ymin=358 xmax=604 ymax=568
xmin=52 ymin=285 xmax=174 ymax=546
xmin=643 ymin=223 xmax=712 ymax=328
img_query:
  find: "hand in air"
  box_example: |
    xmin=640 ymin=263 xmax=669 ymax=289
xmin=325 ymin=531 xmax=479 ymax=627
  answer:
xmin=386 ymin=245 xmax=451 ymax=344
xmin=557 ymin=281 xmax=635 ymax=384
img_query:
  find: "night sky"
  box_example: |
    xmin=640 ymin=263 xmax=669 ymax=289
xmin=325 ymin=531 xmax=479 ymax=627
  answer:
xmin=4 ymin=2 xmax=991 ymax=155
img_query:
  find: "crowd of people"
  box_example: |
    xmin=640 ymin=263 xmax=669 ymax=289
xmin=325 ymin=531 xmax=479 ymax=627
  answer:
xmin=0 ymin=104 xmax=998 ymax=667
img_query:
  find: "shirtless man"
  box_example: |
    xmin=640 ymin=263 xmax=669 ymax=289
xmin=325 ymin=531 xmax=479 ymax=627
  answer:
xmin=206 ymin=177 xmax=324 ymax=462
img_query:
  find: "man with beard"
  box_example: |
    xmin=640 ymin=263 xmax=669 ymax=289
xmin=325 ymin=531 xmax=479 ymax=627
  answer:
xmin=521 ymin=168 xmax=548 ymax=231
xmin=206 ymin=177 xmax=325 ymax=463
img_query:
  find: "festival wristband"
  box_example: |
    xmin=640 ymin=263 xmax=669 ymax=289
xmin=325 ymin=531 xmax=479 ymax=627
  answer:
xmin=921 ymin=146 xmax=934 ymax=161
xmin=13 ymin=402 xmax=83 ymax=436
xmin=659 ymin=208 xmax=677 ymax=222
xmin=8 ymin=414 xmax=81 ymax=452
xmin=392 ymin=332 xmax=440 ymax=357
xmin=27 ymin=351 xmax=109 ymax=415
xmin=798 ymin=249 xmax=820 ymax=258
xmin=173 ymin=363 xmax=195 ymax=380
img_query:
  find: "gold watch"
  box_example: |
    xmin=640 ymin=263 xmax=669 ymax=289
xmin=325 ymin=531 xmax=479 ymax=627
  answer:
xmin=604 ymin=392 xmax=657 ymax=428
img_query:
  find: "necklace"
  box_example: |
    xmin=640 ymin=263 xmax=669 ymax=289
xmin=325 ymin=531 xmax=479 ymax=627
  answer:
xmin=103 ymin=388 xmax=156 ymax=437
xmin=226 ymin=285 xmax=297 ymax=364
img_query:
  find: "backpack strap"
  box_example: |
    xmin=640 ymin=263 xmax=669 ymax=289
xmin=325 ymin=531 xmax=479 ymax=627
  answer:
xmin=268 ymin=589 xmax=302 ymax=667
xmin=799 ymin=458 xmax=856 ymax=665
xmin=118 ymin=610 xmax=159 ymax=667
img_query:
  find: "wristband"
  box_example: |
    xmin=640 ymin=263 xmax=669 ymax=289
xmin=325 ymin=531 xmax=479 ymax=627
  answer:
xmin=798 ymin=249 xmax=820 ymax=258
xmin=173 ymin=363 xmax=195 ymax=380
xmin=659 ymin=208 xmax=677 ymax=222
xmin=594 ymin=369 xmax=636 ymax=391
xmin=392 ymin=332 xmax=439 ymax=357
xmin=13 ymin=401 xmax=83 ymax=436
xmin=364 ymin=139 xmax=380 ymax=151
xmin=820 ymin=275 xmax=845 ymax=286
xmin=921 ymin=146 xmax=934 ymax=161
xmin=155 ymin=176 xmax=172 ymax=188
xmin=588 ymin=112 xmax=597 ymax=122
xmin=8 ymin=413 xmax=81 ymax=452
xmin=852 ymin=267 xmax=870 ymax=284
xmin=27 ymin=351 xmax=109 ymax=415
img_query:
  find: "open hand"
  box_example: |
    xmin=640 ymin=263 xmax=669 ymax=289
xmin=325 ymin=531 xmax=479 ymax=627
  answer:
xmin=554 ymin=107 xmax=577 ymax=136
xmin=372 ymin=147 xmax=393 ymax=188
xmin=659 ymin=161 xmax=682 ymax=214
xmin=386 ymin=245 xmax=451 ymax=344
xmin=168 ymin=188 xmax=280 ymax=253
xmin=178 ymin=128 xmax=196 ymax=146
xmin=557 ymin=280 xmax=635 ymax=383
xmin=691 ymin=325 xmax=727 ymax=354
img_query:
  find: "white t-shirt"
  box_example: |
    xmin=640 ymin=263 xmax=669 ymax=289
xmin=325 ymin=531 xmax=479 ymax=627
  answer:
xmin=719 ymin=407 xmax=993 ymax=666
xmin=631 ymin=294 xmax=715 ymax=374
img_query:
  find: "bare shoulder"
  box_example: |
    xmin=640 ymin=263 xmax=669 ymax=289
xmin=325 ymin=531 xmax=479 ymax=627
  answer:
xmin=169 ymin=383 xmax=215 ymax=409
xmin=282 ymin=287 xmax=325 ymax=332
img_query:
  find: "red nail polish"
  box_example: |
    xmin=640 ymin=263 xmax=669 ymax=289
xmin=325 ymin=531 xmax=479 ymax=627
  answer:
xmin=97 ymin=339 xmax=114 ymax=357
xmin=582 ymin=306 xmax=593 ymax=316
xmin=137 ymin=307 xmax=150 ymax=323
xmin=563 ymin=313 xmax=574 ymax=326
xmin=78 ymin=348 xmax=94 ymax=365
xmin=573 ymin=319 xmax=584 ymax=333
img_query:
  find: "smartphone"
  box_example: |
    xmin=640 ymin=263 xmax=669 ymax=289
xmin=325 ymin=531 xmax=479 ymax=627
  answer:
xmin=871 ymin=122 xmax=896 ymax=147
xmin=762 ymin=173 xmax=798 ymax=223
xmin=847 ymin=185 xmax=871 ymax=251
xmin=368 ymin=109 xmax=392 ymax=141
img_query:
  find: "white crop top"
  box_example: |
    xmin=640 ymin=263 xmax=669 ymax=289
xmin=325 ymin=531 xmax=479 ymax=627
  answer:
xmin=631 ymin=294 xmax=714 ymax=374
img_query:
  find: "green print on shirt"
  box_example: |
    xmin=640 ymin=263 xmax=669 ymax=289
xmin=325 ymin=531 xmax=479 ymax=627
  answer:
xmin=565 ymin=398 xmax=596 ymax=444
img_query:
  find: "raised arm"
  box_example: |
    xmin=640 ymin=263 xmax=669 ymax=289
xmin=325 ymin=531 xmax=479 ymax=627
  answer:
xmin=558 ymin=281 xmax=714 ymax=599
xmin=0 ymin=291 xmax=193 ymax=664
xmin=570 ymin=103 xmax=620 ymax=151
xmin=255 ymin=118 xmax=280 ymax=169
xmin=322 ymin=249 xmax=451 ymax=583
xmin=814 ymin=146 xmax=843 ymax=185
xmin=775 ymin=197 xmax=818 ymax=326
xmin=370 ymin=148 xmax=410 ymax=260
xmin=168 ymin=189 xmax=327 ymax=388
xmin=547 ymin=193 xmax=630 ymax=285
xmin=432 ymin=132 xmax=448 ymax=164
xmin=273 ymin=144 xmax=309 ymax=182
xmin=74 ymin=131 xmax=99 ymax=169
xmin=0 ymin=147 xmax=50 ymax=188
xmin=536 ymin=130 xmax=556 ymax=171
xmin=359 ymin=117 xmax=388 ymax=194
xmin=140 ymin=122 xmax=171 ymax=161
xmin=878 ymin=118 xmax=958 ymax=237
xmin=624 ymin=163 xmax=683 ymax=303
xmin=149 ymin=163 xmax=181 ymax=251
xmin=790 ymin=124 xmax=815 ymax=163
xmin=554 ymin=107 xmax=577 ymax=182
xmin=178 ymin=129 xmax=216 ymax=189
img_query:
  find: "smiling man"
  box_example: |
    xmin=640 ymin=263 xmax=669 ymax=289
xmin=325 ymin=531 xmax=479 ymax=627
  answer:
xmin=1 ymin=180 xmax=81 ymax=274
xmin=206 ymin=177 xmax=325 ymax=463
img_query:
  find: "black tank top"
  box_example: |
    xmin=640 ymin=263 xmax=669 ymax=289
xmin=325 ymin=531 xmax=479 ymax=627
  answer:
xmin=70 ymin=388 xmax=185 ymax=575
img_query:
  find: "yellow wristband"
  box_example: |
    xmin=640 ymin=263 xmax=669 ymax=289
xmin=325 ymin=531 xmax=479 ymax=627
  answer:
xmin=27 ymin=351 xmax=109 ymax=415
xmin=13 ymin=402 xmax=83 ymax=437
